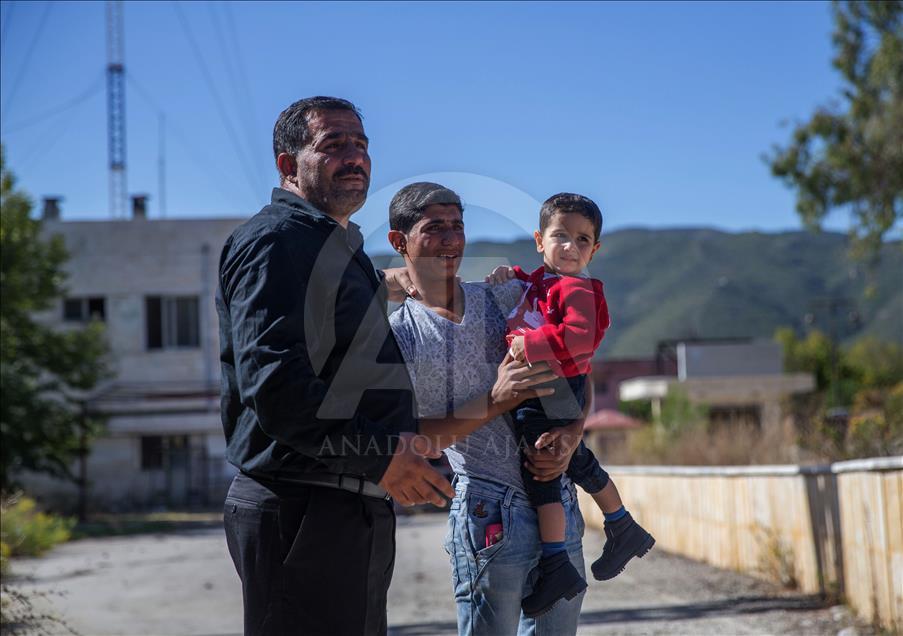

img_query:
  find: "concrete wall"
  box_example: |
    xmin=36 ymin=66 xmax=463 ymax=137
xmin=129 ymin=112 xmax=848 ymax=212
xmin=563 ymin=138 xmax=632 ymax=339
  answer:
xmin=39 ymin=217 xmax=245 ymax=387
xmin=579 ymin=457 xmax=903 ymax=632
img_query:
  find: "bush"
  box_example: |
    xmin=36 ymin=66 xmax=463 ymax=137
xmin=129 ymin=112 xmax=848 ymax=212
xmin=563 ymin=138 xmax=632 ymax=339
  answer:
xmin=0 ymin=494 xmax=74 ymax=564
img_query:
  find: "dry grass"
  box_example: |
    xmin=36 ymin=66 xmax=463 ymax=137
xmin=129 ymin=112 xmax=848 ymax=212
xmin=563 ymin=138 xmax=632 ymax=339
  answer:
xmin=598 ymin=419 xmax=809 ymax=466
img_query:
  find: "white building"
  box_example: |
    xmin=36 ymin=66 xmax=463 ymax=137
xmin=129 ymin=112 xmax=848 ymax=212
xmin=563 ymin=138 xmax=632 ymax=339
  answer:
xmin=24 ymin=198 xmax=246 ymax=510
xmin=620 ymin=339 xmax=815 ymax=432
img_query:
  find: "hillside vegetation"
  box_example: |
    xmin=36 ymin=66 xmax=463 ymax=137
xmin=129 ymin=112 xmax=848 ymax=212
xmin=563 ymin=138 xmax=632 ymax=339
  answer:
xmin=376 ymin=229 xmax=902 ymax=357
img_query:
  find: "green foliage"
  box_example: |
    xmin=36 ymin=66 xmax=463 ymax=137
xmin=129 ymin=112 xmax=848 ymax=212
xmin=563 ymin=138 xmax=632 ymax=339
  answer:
xmin=0 ymin=494 xmax=74 ymax=560
xmin=659 ymin=387 xmax=709 ymax=434
xmin=618 ymin=399 xmax=653 ymax=422
xmin=846 ymin=382 xmax=903 ymax=457
xmin=846 ymin=338 xmax=903 ymax=388
xmin=767 ymin=0 xmax=903 ymax=259
xmin=776 ymin=327 xmax=903 ymax=405
xmin=0 ymin=541 xmax=9 ymax=578
xmin=0 ymin=147 xmax=111 ymax=488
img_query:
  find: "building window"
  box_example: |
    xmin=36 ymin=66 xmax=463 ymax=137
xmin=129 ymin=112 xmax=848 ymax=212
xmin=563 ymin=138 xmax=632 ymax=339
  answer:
xmin=146 ymin=296 xmax=200 ymax=349
xmin=63 ymin=297 xmax=105 ymax=322
xmin=140 ymin=436 xmax=164 ymax=470
xmin=140 ymin=434 xmax=190 ymax=470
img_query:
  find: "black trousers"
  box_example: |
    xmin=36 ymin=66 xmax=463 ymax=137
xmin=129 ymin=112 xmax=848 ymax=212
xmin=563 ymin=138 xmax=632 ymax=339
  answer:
xmin=223 ymin=473 xmax=396 ymax=636
xmin=514 ymin=374 xmax=610 ymax=506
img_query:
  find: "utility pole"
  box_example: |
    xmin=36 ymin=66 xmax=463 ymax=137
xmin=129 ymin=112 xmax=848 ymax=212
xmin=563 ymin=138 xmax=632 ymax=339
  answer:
xmin=106 ymin=1 xmax=127 ymax=218
xmin=158 ymin=113 xmax=166 ymax=217
xmin=77 ymin=401 xmax=89 ymax=522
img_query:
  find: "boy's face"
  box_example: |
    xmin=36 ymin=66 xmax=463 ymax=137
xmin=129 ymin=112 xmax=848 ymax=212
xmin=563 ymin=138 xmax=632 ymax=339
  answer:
xmin=534 ymin=212 xmax=600 ymax=276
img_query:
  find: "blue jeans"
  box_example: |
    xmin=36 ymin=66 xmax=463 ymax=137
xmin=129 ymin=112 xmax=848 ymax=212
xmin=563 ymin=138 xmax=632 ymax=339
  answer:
xmin=444 ymin=475 xmax=586 ymax=635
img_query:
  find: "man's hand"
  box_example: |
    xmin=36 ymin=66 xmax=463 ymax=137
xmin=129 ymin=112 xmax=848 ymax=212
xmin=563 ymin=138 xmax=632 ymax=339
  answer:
xmin=382 ymin=267 xmax=418 ymax=301
xmin=379 ymin=433 xmax=454 ymax=507
xmin=524 ymin=420 xmax=583 ymax=482
xmin=484 ymin=265 xmax=515 ymax=284
xmin=490 ymin=351 xmax=557 ymax=409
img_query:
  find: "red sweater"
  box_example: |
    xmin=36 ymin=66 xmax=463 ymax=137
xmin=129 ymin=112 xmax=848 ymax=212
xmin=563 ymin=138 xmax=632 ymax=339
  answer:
xmin=506 ymin=266 xmax=610 ymax=377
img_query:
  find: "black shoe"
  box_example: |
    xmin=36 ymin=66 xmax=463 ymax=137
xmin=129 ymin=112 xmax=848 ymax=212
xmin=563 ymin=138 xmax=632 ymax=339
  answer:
xmin=590 ymin=512 xmax=655 ymax=581
xmin=522 ymin=551 xmax=587 ymax=618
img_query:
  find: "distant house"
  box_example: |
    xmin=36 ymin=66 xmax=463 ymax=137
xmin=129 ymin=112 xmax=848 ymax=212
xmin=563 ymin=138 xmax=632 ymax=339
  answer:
xmin=619 ymin=339 xmax=815 ymax=432
xmin=590 ymin=356 xmax=677 ymax=412
xmin=21 ymin=198 xmax=245 ymax=510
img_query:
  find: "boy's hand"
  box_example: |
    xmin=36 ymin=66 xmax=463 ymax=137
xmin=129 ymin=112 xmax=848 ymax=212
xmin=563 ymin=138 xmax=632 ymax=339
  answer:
xmin=484 ymin=265 xmax=515 ymax=284
xmin=382 ymin=267 xmax=418 ymax=301
xmin=508 ymin=335 xmax=527 ymax=363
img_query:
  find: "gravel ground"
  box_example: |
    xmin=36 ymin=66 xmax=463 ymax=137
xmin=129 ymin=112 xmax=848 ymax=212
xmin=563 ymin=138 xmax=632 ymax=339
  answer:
xmin=3 ymin=513 xmax=869 ymax=635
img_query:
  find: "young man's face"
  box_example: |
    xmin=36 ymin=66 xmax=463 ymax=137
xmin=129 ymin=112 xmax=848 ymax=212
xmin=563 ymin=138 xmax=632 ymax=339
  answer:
xmin=403 ymin=204 xmax=465 ymax=282
xmin=534 ymin=212 xmax=600 ymax=275
xmin=294 ymin=109 xmax=371 ymax=220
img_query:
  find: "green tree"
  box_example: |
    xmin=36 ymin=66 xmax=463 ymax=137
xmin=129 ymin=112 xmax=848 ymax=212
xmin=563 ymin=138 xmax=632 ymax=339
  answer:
xmin=768 ymin=0 xmax=902 ymax=260
xmin=0 ymin=147 xmax=110 ymax=489
xmin=846 ymin=337 xmax=903 ymax=388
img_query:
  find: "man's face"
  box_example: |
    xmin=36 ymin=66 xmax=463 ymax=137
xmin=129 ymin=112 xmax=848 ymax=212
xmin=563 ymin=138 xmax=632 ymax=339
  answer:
xmin=294 ymin=109 xmax=371 ymax=220
xmin=404 ymin=204 xmax=465 ymax=282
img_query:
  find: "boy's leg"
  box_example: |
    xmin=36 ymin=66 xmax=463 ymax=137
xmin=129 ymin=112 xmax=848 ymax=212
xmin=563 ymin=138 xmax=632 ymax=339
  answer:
xmin=588 ymin=477 xmax=656 ymax=581
xmin=565 ymin=440 xmax=611 ymax=497
xmin=516 ymin=397 xmax=586 ymax=619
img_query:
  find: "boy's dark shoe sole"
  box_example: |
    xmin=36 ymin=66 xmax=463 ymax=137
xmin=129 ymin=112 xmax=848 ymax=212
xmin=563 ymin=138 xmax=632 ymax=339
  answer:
xmin=522 ymin=554 xmax=587 ymax=618
xmin=590 ymin=513 xmax=655 ymax=581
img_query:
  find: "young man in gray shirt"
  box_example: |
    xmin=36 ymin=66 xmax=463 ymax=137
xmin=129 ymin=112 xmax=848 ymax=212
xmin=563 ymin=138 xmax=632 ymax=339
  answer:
xmin=387 ymin=182 xmax=589 ymax=635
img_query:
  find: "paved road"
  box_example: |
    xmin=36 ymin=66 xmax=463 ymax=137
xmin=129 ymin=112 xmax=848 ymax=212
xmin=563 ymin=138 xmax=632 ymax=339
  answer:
xmin=5 ymin=514 xmax=867 ymax=635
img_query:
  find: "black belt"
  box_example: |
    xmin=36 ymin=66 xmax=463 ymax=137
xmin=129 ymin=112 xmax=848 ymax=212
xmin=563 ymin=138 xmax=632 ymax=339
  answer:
xmin=285 ymin=473 xmax=390 ymax=500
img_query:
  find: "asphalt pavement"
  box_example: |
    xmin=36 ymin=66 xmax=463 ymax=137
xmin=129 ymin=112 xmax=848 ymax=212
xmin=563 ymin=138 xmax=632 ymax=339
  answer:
xmin=4 ymin=513 xmax=869 ymax=635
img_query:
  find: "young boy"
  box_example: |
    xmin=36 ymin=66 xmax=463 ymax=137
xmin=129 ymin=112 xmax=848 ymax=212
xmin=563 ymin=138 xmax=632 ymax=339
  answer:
xmin=492 ymin=193 xmax=655 ymax=618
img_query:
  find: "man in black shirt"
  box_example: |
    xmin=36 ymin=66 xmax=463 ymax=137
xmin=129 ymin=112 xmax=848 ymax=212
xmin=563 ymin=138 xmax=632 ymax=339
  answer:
xmin=217 ymin=97 xmax=454 ymax=635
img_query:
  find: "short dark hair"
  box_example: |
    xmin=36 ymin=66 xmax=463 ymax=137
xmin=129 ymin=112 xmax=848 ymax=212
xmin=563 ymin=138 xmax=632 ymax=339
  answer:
xmin=539 ymin=193 xmax=603 ymax=241
xmin=272 ymin=96 xmax=362 ymax=161
xmin=389 ymin=182 xmax=464 ymax=234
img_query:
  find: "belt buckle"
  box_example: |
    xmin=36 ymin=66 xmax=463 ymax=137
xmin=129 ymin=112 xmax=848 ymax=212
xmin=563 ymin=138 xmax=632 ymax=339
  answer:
xmin=338 ymin=474 xmax=366 ymax=496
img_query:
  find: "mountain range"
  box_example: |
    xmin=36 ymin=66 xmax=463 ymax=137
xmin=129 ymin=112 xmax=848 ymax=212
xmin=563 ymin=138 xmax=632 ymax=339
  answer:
xmin=373 ymin=229 xmax=902 ymax=358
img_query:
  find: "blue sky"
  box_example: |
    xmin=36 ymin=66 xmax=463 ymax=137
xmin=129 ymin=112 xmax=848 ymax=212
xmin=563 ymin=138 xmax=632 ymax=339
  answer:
xmin=0 ymin=1 xmax=853 ymax=244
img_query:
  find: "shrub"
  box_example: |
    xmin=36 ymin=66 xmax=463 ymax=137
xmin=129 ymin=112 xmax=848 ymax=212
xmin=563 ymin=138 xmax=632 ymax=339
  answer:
xmin=0 ymin=542 xmax=9 ymax=578
xmin=0 ymin=494 xmax=74 ymax=562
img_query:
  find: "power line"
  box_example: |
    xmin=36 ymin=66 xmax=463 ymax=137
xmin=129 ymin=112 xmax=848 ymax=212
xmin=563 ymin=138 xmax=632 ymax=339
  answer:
xmin=206 ymin=1 xmax=266 ymax=193
xmin=2 ymin=0 xmax=53 ymax=118
xmin=1 ymin=72 xmax=105 ymax=134
xmin=1 ymin=0 xmax=15 ymax=59
xmin=17 ymin=89 xmax=93 ymax=172
xmin=222 ymin=1 xmax=268 ymax=186
xmin=171 ymin=1 xmax=261 ymax=203
xmin=126 ymin=71 xmax=257 ymax=213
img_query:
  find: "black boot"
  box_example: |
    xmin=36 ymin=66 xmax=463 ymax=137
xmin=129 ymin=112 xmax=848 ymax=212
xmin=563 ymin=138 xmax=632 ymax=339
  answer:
xmin=522 ymin=551 xmax=587 ymax=618
xmin=590 ymin=511 xmax=655 ymax=581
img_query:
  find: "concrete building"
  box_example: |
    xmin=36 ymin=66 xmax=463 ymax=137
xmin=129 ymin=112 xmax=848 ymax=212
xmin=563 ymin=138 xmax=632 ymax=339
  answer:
xmin=619 ymin=339 xmax=815 ymax=432
xmin=24 ymin=199 xmax=246 ymax=510
xmin=590 ymin=357 xmax=678 ymax=411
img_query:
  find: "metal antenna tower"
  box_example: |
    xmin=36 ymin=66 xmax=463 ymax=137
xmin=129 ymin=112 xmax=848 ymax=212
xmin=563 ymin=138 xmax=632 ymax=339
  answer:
xmin=106 ymin=0 xmax=126 ymax=218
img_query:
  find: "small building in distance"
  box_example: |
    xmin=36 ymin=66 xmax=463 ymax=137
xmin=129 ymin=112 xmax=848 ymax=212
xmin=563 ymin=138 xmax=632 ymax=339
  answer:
xmin=21 ymin=197 xmax=246 ymax=511
xmin=590 ymin=356 xmax=678 ymax=412
xmin=619 ymin=339 xmax=815 ymax=433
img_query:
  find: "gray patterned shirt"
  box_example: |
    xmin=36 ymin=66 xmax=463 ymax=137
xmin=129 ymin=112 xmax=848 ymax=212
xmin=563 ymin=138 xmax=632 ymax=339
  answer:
xmin=390 ymin=280 xmax=568 ymax=493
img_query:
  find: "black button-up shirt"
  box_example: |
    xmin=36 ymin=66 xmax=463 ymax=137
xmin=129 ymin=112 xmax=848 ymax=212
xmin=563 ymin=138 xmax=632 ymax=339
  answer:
xmin=216 ymin=188 xmax=418 ymax=484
